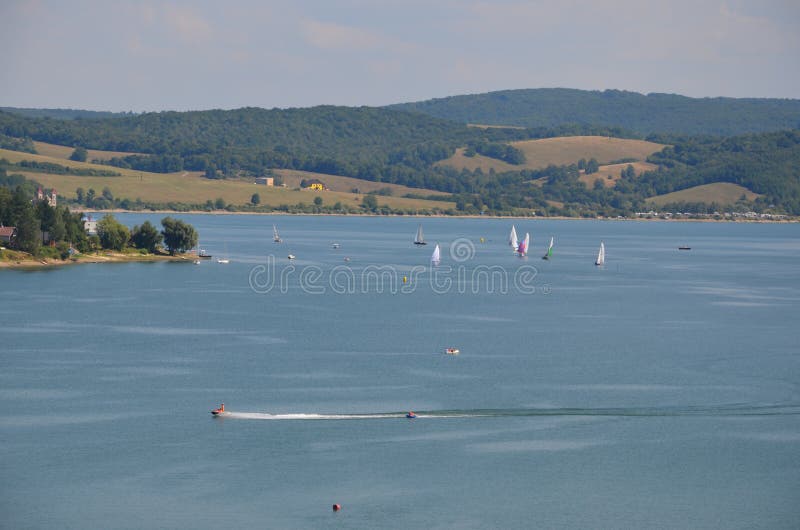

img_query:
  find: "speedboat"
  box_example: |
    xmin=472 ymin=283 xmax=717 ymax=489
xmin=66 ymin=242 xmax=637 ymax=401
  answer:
xmin=217 ymin=258 xmax=230 ymax=264
xmin=211 ymin=403 xmax=226 ymax=416
xmin=331 ymin=243 xmax=340 ymax=249
xmin=287 ymin=254 xmax=296 ymax=260
xmin=445 ymin=348 xmax=460 ymax=355
xmin=406 ymin=411 xmax=417 ymax=419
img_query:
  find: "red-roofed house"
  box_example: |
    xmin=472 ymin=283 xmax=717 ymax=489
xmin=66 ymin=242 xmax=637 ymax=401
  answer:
xmin=0 ymin=226 xmax=17 ymax=245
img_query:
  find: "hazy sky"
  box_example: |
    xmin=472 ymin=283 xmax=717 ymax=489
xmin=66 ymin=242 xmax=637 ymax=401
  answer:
xmin=2 ymin=0 xmax=798 ymax=111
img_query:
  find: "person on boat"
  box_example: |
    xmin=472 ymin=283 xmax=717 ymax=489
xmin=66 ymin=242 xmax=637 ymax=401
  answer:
xmin=406 ymin=411 xmax=416 ymax=418
xmin=218 ymin=403 xmax=225 ymax=412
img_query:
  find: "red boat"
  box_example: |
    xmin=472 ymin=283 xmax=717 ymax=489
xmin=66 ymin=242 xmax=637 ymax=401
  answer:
xmin=211 ymin=403 xmax=226 ymax=416
xmin=406 ymin=411 xmax=417 ymax=419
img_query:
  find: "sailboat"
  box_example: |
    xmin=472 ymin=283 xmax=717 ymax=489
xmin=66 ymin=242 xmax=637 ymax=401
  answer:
xmin=509 ymin=225 xmax=518 ymax=251
xmin=595 ymin=241 xmax=605 ymax=266
xmin=273 ymin=225 xmax=282 ymax=243
xmin=414 ymin=224 xmax=427 ymax=245
xmin=517 ymin=233 xmax=530 ymax=257
xmin=542 ymin=237 xmax=554 ymax=260
xmin=431 ymin=243 xmax=441 ymax=266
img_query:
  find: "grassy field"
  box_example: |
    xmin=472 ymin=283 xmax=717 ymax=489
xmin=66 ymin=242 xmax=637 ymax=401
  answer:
xmin=437 ymin=136 xmax=666 ymax=173
xmin=578 ymin=162 xmax=658 ymax=188
xmin=32 ymin=141 xmax=141 ymax=161
xmin=273 ymin=169 xmax=450 ymax=197
xmin=0 ymin=147 xmax=455 ymax=211
xmin=648 ymin=183 xmax=761 ymax=206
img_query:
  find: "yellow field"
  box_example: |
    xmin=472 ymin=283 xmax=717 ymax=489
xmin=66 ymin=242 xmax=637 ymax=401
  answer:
xmin=0 ymin=148 xmax=455 ymax=211
xmin=578 ymin=162 xmax=658 ymax=188
xmin=648 ymin=183 xmax=760 ymax=206
xmin=437 ymin=136 xmax=666 ymax=173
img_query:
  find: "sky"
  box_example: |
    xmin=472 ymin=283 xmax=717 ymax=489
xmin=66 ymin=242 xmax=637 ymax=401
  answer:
xmin=1 ymin=0 xmax=799 ymax=111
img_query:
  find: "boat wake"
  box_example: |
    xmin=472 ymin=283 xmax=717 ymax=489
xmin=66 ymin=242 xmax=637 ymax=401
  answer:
xmin=216 ymin=403 xmax=800 ymax=421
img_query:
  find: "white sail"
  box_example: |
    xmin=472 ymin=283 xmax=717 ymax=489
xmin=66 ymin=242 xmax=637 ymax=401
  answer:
xmin=595 ymin=242 xmax=605 ymax=266
xmin=414 ymin=224 xmax=426 ymax=244
xmin=518 ymin=232 xmax=530 ymax=256
xmin=509 ymin=225 xmax=518 ymax=249
xmin=431 ymin=243 xmax=441 ymax=266
xmin=543 ymin=236 xmax=553 ymax=259
xmin=273 ymin=225 xmax=282 ymax=243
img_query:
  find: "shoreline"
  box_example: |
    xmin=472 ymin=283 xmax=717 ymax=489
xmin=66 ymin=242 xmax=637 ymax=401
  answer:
xmin=74 ymin=208 xmax=797 ymax=223
xmin=0 ymin=250 xmax=196 ymax=270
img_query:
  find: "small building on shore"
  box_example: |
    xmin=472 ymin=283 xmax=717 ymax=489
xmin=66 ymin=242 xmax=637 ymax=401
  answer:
xmin=83 ymin=215 xmax=98 ymax=236
xmin=0 ymin=226 xmax=17 ymax=245
xmin=255 ymin=177 xmax=274 ymax=186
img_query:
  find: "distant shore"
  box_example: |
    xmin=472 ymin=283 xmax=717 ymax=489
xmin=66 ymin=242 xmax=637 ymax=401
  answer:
xmin=74 ymin=208 xmax=797 ymax=223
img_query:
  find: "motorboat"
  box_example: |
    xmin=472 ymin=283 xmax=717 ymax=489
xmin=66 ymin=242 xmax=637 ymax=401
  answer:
xmin=406 ymin=411 xmax=417 ymax=419
xmin=211 ymin=403 xmax=226 ymax=416
xmin=445 ymin=348 xmax=460 ymax=355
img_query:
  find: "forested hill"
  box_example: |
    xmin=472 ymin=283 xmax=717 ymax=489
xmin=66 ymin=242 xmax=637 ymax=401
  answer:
xmin=387 ymin=88 xmax=800 ymax=136
xmin=0 ymin=106 xmax=475 ymax=164
xmin=0 ymin=107 xmax=129 ymax=120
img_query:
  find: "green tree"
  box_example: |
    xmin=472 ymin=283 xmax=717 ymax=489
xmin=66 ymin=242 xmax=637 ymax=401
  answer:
xmin=86 ymin=188 xmax=96 ymax=206
xmin=14 ymin=203 xmax=41 ymax=254
xmin=70 ymin=146 xmax=87 ymax=162
xmin=214 ymin=197 xmax=225 ymax=209
xmin=361 ymin=194 xmax=378 ymax=211
xmin=96 ymin=214 xmax=130 ymax=250
xmin=251 ymin=193 xmax=260 ymax=205
xmin=102 ymin=187 xmax=114 ymax=202
xmin=313 ymin=196 xmax=323 ymax=206
xmin=130 ymin=220 xmax=163 ymax=253
xmin=76 ymin=187 xmax=85 ymax=204
xmin=161 ymin=217 xmax=197 ymax=255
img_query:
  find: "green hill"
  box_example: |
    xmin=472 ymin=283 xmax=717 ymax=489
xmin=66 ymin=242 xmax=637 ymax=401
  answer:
xmin=387 ymin=88 xmax=800 ymax=136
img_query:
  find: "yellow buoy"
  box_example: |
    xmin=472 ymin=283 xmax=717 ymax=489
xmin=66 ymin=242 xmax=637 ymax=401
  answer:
xmin=403 ymin=276 xmax=408 ymax=283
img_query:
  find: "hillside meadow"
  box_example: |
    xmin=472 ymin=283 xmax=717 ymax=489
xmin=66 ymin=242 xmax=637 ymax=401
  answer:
xmin=437 ymin=135 xmax=666 ymax=172
xmin=0 ymin=147 xmax=455 ymax=211
xmin=648 ymin=182 xmax=761 ymax=206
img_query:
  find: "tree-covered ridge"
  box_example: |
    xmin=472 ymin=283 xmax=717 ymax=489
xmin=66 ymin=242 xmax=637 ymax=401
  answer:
xmin=0 ymin=107 xmax=130 ymax=120
xmin=388 ymin=88 xmax=800 ymax=136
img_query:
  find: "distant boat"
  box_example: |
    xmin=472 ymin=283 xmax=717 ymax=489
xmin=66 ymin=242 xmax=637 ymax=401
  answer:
xmin=217 ymin=242 xmax=230 ymax=263
xmin=542 ymin=237 xmax=554 ymax=260
xmin=509 ymin=225 xmax=518 ymax=250
xmin=273 ymin=225 xmax=282 ymax=243
xmin=595 ymin=241 xmax=605 ymax=266
xmin=198 ymin=249 xmax=212 ymax=259
xmin=431 ymin=243 xmax=441 ymax=266
xmin=414 ymin=224 xmax=427 ymax=245
xmin=517 ymin=233 xmax=530 ymax=256
xmin=678 ymin=246 xmax=691 ymax=250
xmin=444 ymin=348 xmax=460 ymax=355
xmin=287 ymin=254 xmax=296 ymax=260
xmin=193 ymin=259 xmax=201 ymax=265
xmin=331 ymin=243 xmax=340 ymax=249
xmin=406 ymin=411 xmax=417 ymax=419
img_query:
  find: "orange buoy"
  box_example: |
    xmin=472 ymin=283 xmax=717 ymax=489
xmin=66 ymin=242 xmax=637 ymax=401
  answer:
xmin=332 ymin=504 xmax=341 ymax=512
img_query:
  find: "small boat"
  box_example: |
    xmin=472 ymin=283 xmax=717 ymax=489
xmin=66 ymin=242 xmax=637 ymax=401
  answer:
xmin=344 ymin=257 xmax=351 ymax=262
xmin=287 ymin=254 xmax=296 ymax=260
xmin=273 ymin=225 xmax=283 ymax=243
xmin=678 ymin=246 xmax=691 ymax=250
xmin=211 ymin=403 xmax=226 ymax=416
xmin=414 ymin=224 xmax=427 ymax=245
xmin=517 ymin=233 xmax=530 ymax=257
xmin=445 ymin=348 xmax=460 ymax=355
xmin=198 ymin=249 xmax=212 ymax=259
xmin=431 ymin=243 xmax=441 ymax=266
xmin=509 ymin=225 xmax=518 ymax=250
xmin=331 ymin=243 xmax=340 ymax=249
xmin=595 ymin=241 xmax=605 ymax=266
xmin=217 ymin=242 xmax=230 ymax=263
xmin=542 ymin=236 xmax=554 ymax=260
xmin=193 ymin=259 xmax=201 ymax=265
xmin=406 ymin=411 xmax=417 ymax=419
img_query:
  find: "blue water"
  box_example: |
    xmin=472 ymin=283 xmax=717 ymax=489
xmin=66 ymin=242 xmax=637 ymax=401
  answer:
xmin=2 ymin=215 xmax=799 ymax=529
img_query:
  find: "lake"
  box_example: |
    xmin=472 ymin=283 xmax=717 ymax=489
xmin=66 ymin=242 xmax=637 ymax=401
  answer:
xmin=2 ymin=214 xmax=799 ymax=529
